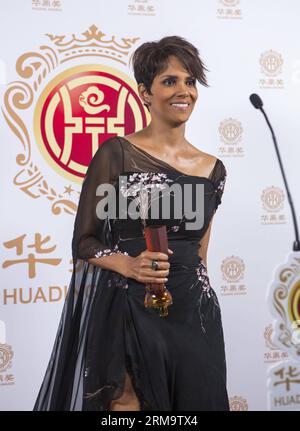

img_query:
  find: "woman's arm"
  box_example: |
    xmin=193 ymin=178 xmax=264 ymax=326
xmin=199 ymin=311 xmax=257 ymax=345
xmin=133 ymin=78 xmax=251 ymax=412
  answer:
xmin=72 ymin=137 xmax=127 ymax=265
xmin=88 ymin=253 xmax=133 ymax=277
xmin=88 ymin=250 xmax=172 ymax=285
xmin=198 ymin=213 xmax=215 ymax=271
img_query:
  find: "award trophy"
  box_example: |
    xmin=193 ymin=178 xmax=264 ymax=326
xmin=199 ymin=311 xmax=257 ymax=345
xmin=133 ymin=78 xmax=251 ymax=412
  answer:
xmin=143 ymin=225 xmax=173 ymax=317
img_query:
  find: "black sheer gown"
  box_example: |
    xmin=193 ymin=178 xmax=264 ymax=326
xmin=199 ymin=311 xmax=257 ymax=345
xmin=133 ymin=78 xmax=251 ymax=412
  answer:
xmin=33 ymin=136 xmax=229 ymax=411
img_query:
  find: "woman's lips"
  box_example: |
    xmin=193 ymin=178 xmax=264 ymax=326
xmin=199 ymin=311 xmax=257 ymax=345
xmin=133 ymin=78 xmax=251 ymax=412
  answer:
xmin=170 ymin=103 xmax=190 ymax=111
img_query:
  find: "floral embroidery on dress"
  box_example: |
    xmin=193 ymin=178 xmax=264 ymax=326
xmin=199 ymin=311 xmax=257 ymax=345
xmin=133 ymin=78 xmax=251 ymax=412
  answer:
xmin=188 ymin=259 xmax=212 ymax=297
xmin=214 ymin=165 xmax=227 ymax=199
xmin=216 ymin=172 xmax=227 ymax=193
xmin=186 ymin=258 xmax=221 ymax=333
xmin=94 ymin=243 xmax=129 ymax=258
xmin=120 ymin=172 xmax=174 ymax=228
xmin=107 ymin=271 xmax=128 ymax=290
xmin=213 ymin=169 xmax=227 ymax=210
xmin=94 ymin=244 xmax=129 ymax=289
xmin=195 ymin=259 xmax=211 ymax=298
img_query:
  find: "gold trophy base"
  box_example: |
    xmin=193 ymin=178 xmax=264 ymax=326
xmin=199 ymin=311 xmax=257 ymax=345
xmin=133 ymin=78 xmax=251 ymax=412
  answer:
xmin=143 ymin=225 xmax=173 ymax=317
xmin=144 ymin=284 xmax=173 ymax=317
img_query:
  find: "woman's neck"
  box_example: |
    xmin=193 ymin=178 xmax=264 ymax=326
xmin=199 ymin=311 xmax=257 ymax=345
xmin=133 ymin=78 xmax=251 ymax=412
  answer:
xmin=142 ymin=122 xmax=187 ymax=149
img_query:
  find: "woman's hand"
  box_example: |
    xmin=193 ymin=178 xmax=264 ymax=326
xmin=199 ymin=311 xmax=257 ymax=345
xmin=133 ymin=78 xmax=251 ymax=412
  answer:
xmin=125 ymin=248 xmax=173 ymax=284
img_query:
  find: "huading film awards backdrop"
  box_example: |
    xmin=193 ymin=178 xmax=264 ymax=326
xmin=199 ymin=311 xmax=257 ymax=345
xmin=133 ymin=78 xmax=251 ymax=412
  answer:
xmin=1 ymin=0 xmax=300 ymax=411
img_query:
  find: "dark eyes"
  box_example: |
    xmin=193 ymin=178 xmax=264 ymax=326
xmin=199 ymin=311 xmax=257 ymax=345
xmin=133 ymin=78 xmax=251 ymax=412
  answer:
xmin=163 ymin=78 xmax=196 ymax=86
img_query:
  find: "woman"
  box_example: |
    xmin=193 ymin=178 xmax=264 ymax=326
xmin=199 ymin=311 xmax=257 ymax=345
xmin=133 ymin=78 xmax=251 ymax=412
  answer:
xmin=34 ymin=35 xmax=229 ymax=411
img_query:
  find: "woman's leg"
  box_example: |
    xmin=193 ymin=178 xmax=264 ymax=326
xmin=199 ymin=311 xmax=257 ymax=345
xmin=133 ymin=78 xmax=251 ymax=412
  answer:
xmin=109 ymin=372 xmax=141 ymax=411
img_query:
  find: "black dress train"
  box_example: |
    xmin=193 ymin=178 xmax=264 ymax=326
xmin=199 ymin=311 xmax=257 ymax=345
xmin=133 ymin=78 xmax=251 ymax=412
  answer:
xmin=33 ymin=136 xmax=229 ymax=411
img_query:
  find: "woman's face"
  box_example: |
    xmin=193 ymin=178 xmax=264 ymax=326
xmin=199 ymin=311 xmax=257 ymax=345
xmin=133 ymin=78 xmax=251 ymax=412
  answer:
xmin=140 ymin=55 xmax=198 ymax=125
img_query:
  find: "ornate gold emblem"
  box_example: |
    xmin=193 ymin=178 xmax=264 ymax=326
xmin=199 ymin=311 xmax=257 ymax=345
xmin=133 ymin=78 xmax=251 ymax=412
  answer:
xmin=221 ymin=255 xmax=245 ymax=283
xmin=219 ymin=118 xmax=243 ymax=145
xmin=261 ymin=186 xmax=284 ymax=212
xmin=260 ymin=50 xmax=283 ymax=77
xmin=264 ymin=324 xmax=280 ymax=350
xmin=269 ymin=252 xmax=300 ymax=359
xmin=2 ymin=25 xmax=148 ymax=214
xmin=0 ymin=344 xmax=14 ymax=372
xmin=229 ymin=395 xmax=248 ymax=411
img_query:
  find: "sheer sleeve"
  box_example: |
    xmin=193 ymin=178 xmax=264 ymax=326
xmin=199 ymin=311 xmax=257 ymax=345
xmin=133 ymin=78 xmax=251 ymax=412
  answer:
xmin=212 ymin=160 xmax=227 ymax=211
xmin=71 ymin=136 xmax=127 ymax=263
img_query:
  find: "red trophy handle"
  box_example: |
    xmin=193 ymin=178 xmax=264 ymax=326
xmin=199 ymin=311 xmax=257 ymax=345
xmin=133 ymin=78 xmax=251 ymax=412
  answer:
xmin=143 ymin=225 xmax=173 ymax=317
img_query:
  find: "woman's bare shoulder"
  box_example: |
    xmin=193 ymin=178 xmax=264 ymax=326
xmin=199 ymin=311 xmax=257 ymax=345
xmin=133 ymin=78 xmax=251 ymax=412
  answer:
xmin=187 ymin=144 xmax=218 ymax=176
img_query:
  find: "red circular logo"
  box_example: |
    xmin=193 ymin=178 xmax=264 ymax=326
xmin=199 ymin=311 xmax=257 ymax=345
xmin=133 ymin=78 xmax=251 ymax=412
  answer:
xmin=34 ymin=65 xmax=148 ymax=182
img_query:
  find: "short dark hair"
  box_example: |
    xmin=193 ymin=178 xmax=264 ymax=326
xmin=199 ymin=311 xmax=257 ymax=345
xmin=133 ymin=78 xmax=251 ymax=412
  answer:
xmin=130 ymin=35 xmax=209 ymax=110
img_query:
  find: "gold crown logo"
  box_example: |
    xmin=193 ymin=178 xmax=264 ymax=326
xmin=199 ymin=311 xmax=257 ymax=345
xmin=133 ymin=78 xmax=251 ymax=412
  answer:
xmin=46 ymin=25 xmax=139 ymax=66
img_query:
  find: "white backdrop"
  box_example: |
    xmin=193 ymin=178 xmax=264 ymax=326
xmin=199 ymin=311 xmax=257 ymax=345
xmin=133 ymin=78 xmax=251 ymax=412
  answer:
xmin=1 ymin=0 xmax=300 ymax=411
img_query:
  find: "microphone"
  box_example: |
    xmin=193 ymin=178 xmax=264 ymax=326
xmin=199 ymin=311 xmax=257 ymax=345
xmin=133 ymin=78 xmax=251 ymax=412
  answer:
xmin=249 ymin=93 xmax=300 ymax=251
xmin=249 ymin=93 xmax=263 ymax=109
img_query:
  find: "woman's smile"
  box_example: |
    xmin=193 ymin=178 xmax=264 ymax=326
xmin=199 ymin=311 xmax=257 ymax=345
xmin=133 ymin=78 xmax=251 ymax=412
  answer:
xmin=170 ymin=102 xmax=191 ymax=112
